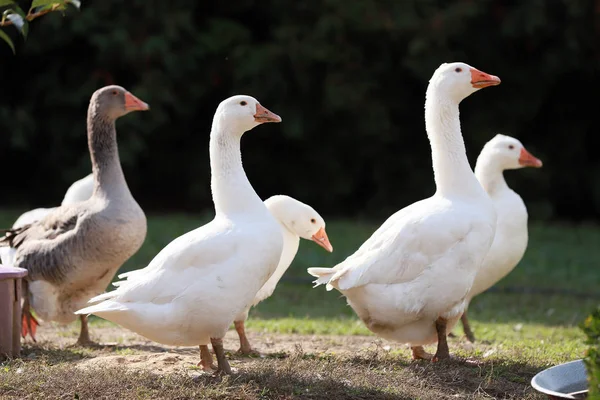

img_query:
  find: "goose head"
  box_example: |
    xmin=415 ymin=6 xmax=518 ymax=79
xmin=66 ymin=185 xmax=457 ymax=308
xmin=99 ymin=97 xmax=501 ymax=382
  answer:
xmin=265 ymin=195 xmax=333 ymax=252
xmin=215 ymin=95 xmax=282 ymax=135
xmin=481 ymin=134 xmax=543 ymax=170
xmin=91 ymin=85 xmax=149 ymax=120
xmin=429 ymin=62 xmax=501 ymax=103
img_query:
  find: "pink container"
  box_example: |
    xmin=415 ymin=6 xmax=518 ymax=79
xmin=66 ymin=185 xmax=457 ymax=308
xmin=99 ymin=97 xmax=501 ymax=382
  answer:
xmin=0 ymin=265 xmax=28 ymax=359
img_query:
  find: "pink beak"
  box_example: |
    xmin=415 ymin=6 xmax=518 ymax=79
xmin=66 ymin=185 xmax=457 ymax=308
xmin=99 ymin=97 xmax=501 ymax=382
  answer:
xmin=124 ymin=92 xmax=150 ymax=111
xmin=311 ymin=227 xmax=333 ymax=252
xmin=254 ymin=103 xmax=282 ymax=123
xmin=470 ymin=68 xmax=501 ymax=89
xmin=518 ymin=147 xmax=543 ymax=168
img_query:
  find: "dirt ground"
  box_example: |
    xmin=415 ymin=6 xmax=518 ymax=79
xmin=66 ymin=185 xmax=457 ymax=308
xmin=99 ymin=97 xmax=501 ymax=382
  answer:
xmin=24 ymin=322 xmax=409 ymax=375
xmin=2 ymin=322 xmax=545 ymax=399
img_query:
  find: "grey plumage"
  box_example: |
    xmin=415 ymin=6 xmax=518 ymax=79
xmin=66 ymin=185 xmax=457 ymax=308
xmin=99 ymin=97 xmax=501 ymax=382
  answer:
xmin=0 ymin=86 xmax=148 ymax=338
xmin=0 ymin=210 xmax=82 ymax=283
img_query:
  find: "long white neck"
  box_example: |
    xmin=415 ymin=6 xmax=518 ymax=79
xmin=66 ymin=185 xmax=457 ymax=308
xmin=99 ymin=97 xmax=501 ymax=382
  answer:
xmin=209 ymin=120 xmax=265 ymax=216
xmin=425 ymin=88 xmax=485 ymax=198
xmin=277 ymin=224 xmax=301 ymax=272
xmin=474 ymin=155 xmax=509 ymax=197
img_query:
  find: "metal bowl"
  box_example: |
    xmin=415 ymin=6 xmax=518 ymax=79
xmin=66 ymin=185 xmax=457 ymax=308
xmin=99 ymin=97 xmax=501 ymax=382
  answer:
xmin=531 ymin=359 xmax=588 ymax=399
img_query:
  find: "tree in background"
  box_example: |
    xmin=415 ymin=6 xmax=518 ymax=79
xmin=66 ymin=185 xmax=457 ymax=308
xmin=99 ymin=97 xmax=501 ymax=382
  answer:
xmin=0 ymin=1 xmax=598 ymax=221
xmin=0 ymin=0 xmax=80 ymax=53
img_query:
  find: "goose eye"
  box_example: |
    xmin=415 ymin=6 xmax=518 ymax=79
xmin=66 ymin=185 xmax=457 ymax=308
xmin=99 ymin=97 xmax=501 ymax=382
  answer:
xmin=310 ymin=218 xmax=316 ymax=224
xmin=240 ymin=101 xmax=247 ymax=106
xmin=455 ymin=67 xmax=462 ymax=73
xmin=508 ymin=145 xmax=515 ymax=150
xmin=112 ymin=90 xmax=118 ymax=96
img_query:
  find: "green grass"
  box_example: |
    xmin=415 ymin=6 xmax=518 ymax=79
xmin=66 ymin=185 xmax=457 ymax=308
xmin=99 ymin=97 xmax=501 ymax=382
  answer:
xmin=0 ymin=208 xmax=598 ymax=398
xmin=1 ymin=208 xmax=597 ymax=339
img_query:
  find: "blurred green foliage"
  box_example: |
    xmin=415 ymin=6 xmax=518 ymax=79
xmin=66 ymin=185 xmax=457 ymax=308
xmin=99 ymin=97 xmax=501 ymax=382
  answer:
xmin=0 ymin=0 xmax=80 ymax=53
xmin=0 ymin=0 xmax=598 ymax=220
xmin=582 ymin=307 xmax=600 ymax=399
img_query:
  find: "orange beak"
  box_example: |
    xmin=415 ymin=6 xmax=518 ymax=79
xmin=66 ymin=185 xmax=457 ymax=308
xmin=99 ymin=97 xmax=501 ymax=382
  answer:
xmin=254 ymin=103 xmax=282 ymax=123
xmin=124 ymin=92 xmax=150 ymax=111
xmin=311 ymin=227 xmax=333 ymax=252
xmin=470 ymin=68 xmax=501 ymax=89
xmin=519 ymin=147 xmax=543 ymax=168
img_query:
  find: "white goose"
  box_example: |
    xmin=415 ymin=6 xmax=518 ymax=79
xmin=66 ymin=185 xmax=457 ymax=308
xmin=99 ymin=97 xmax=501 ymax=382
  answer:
xmin=61 ymin=174 xmax=94 ymax=206
xmin=308 ymin=62 xmax=501 ymax=361
xmin=458 ymin=134 xmax=542 ymax=342
xmin=76 ymin=95 xmax=284 ymax=375
xmin=112 ymin=194 xmax=333 ymax=362
xmin=232 ymin=195 xmax=333 ymax=355
xmin=11 ymin=174 xmax=94 ymax=229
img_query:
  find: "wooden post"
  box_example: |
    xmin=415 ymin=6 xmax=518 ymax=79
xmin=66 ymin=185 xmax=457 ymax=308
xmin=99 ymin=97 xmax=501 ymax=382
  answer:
xmin=0 ymin=266 xmax=28 ymax=359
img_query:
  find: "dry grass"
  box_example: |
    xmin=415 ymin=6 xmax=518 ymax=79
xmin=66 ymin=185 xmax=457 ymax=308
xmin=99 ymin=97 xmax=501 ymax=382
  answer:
xmin=1 ymin=348 xmax=542 ymax=400
xmin=1 ymin=323 xmax=547 ymax=399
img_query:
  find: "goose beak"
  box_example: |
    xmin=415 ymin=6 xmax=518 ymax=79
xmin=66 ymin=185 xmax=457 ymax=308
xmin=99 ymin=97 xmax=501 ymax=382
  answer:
xmin=470 ymin=68 xmax=501 ymax=89
xmin=124 ymin=92 xmax=150 ymax=111
xmin=519 ymin=147 xmax=543 ymax=167
xmin=311 ymin=227 xmax=333 ymax=252
xmin=254 ymin=104 xmax=282 ymax=123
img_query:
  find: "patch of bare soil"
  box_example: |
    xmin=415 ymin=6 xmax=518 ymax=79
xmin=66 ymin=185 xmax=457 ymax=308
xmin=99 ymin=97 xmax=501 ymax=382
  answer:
xmin=0 ymin=323 xmax=544 ymax=399
xmin=27 ymin=322 xmax=386 ymax=374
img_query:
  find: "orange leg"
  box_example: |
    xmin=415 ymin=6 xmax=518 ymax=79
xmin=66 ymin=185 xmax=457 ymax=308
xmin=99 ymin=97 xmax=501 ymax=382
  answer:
xmin=461 ymin=312 xmax=475 ymax=343
xmin=75 ymin=315 xmax=96 ymax=346
xmin=234 ymin=320 xmax=253 ymax=355
xmin=411 ymin=346 xmax=433 ymax=360
xmin=211 ymin=337 xmax=232 ymax=375
xmin=432 ymin=317 xmax=450 ymax=362
xmin=21 ymin=292 xmax=39 ymax=342
xmin=197 ymin=345 xmax=217 ymax=371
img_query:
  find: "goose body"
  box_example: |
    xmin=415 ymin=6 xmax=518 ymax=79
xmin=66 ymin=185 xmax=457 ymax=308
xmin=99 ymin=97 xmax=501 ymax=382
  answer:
xmin=308 ymin=62 xmax=501 ymax=360
xmin=312 ymin=197 xmax=494 ymax=346
xmin=459 ymin=134 xmax=542 ymax=341
xmin=233 ymin=195 xmax=332 ymax=354
xmin=0 ymin=86 xmax=149 ymax=344
xmin=76 ymin=95 xmax=284 ymax=374
xmin=22 ymin=193 xmax=146 ymax=326
xmin=61 ymin=173 xmax=94 ymax=206
xmin=80 ymin=213 xmax=281 ymax=347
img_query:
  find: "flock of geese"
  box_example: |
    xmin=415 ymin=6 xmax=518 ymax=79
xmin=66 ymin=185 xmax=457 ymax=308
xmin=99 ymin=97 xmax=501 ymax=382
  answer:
xmin=0 ymin=61 xmax=542 ymax=375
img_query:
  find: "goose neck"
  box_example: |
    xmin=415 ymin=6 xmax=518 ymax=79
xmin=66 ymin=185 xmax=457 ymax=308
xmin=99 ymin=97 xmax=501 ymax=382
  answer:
xmin=425 ymin=90 xmax=484 ymax=198
xmin=87 ymin=107 xmax=128 ymax=198
xmin=474 ymin=156 xmax=509 ymax=196
xmin=210 ymin=121 xmax=265 ymax=216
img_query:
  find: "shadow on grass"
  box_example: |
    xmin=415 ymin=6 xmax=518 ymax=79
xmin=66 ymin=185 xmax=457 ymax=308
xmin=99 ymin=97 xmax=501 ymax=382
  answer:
xmin=17 ymin=344 xmax=94 ymax=365
xmin=14 ymin=341 xmax=196 ymax=365
xmin=338 ymin=351 xmax=542 ymax=399
xmin=209 ymin=350 xmax=542 ymax=399
xmin=2 ymin=344 xmax=546 ymax=399
xmin=195 ymin=344 xmax=544 ymax=399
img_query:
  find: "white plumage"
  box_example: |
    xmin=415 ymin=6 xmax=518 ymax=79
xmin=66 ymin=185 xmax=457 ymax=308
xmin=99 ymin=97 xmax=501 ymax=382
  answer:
xmin=76 ymin=95 xmax=284 ymax=374
xmin=458 ymin=134 xmax=542 ymax=341
xmin=308 ymin=62 xmax=501 ymax=360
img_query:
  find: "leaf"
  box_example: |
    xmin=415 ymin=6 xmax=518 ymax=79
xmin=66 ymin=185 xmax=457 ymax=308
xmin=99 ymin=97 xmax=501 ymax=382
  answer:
xmin=11 ymin=4 xmax=27 ymax=38
xmin=30 ymin=0 xmax=60 ymax=8
xmin=0 ymin=28 xmax=15 ymax=53
xmin=29 ymin=0 xmax=62 ymax=13
xmin=0 ymin=0 xmax=14 ymax=7
xmin=66 ymin=0 xmax=80 ymax=9
xmin=3 ymin=10 xmax=24 ymax=34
